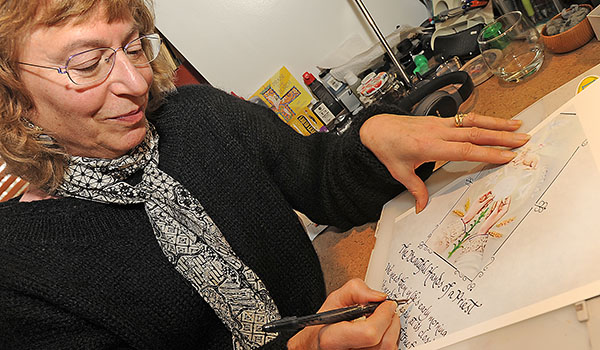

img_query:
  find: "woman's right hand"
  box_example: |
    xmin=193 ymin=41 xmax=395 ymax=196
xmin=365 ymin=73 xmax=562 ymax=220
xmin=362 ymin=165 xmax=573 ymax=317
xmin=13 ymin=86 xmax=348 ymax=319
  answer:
xmin=287 ymin=279 xmax=400 ymax=350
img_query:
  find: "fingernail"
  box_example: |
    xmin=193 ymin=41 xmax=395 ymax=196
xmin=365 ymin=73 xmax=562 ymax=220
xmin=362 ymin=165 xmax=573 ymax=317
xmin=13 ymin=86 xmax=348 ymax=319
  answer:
xmin=514 ymin=133 xmax=531 ymax=142
xmin=502 ymin=150 xmax=516 ymax=159
xmin=415 ymin=200 xmax=423 ymax=214
xmin=508 ymin=119 xmax=522 ymax=126
xmin=386 ymin=300 xmax=399 ymax=312
xmin=394 ymin=304 xmax=403 ymax=317
xmin=374 ymin=290 xmax=388 ymax=298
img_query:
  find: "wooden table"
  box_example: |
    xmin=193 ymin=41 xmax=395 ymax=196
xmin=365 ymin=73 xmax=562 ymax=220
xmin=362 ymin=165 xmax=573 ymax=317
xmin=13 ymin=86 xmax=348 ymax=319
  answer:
xmin=313 ymin=39 xmax=600 ymax=295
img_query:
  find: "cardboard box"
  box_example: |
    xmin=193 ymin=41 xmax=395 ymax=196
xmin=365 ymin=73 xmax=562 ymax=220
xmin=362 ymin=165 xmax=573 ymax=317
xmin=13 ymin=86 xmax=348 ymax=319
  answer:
xmin=251 ymin=66 xmax=325 ymax=136
xmin=587 ymin=5 xmax=600 ymax=40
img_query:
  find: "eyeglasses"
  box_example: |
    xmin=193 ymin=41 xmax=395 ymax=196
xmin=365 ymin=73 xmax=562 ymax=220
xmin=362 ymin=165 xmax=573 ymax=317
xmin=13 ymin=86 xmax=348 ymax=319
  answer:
xmin=18 ymin=33 xmax=162 ymax=85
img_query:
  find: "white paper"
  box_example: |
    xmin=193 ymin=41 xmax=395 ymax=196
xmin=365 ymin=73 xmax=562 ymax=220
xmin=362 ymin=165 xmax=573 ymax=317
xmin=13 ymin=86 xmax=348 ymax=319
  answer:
xmin=574 ymin=78 xmax=600 ymax=167
xmin=368 ymin=96 xmax=600 ymax=349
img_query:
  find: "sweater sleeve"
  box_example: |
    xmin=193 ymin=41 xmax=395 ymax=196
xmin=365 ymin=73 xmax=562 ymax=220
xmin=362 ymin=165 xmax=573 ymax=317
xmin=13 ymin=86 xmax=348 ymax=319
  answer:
xmin=164 ymin=86 xmax=434 ymax=231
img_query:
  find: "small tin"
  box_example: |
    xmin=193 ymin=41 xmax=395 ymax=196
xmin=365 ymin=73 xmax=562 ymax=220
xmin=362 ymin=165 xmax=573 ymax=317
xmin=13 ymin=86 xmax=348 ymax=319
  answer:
xmin=357 ymin=71 xmax=405 ymax=106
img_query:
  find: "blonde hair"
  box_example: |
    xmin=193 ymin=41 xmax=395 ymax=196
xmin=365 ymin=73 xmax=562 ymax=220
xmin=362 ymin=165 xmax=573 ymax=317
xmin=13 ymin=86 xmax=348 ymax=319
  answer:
xmin=0 ymin=0 xmax=175 ymax=193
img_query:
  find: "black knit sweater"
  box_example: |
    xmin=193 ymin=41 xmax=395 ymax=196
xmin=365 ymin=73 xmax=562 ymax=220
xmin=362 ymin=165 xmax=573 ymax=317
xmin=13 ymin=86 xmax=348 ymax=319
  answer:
xmin=0 ymin=85 xmax=433 ymax=349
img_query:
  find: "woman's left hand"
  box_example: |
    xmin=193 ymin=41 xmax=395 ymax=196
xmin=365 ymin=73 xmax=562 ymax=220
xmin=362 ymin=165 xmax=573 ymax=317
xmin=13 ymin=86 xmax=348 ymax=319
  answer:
xmin=359 ymin=112 xmax=530 ymax=213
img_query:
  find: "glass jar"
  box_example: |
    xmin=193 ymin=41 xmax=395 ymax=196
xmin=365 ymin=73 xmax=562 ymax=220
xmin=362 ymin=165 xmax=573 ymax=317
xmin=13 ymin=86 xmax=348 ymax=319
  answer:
xmin=357 ymin=71 xmax=406 ymax=107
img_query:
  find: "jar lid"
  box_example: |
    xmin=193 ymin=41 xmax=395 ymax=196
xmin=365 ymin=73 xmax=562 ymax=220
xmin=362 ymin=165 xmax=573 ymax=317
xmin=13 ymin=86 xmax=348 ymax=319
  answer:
xmin=358 ymin=72 xmax=389 ymax=97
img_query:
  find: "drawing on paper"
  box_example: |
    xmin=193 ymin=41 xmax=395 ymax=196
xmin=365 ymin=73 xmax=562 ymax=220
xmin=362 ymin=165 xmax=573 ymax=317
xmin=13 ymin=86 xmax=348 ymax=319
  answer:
xmin=425 ymin=121 xmax=569 ymax=280
xmin=370 ymin=103 xmax=600 ymax=350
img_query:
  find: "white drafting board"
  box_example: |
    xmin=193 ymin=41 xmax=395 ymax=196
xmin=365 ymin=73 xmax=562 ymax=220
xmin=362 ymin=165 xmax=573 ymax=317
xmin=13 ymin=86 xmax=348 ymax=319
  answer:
xmin=365 ymin=80 xmax=600 ymax=350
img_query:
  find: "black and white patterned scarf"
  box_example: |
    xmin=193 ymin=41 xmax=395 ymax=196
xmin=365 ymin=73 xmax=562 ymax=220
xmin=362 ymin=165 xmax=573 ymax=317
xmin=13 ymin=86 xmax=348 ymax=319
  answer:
xmin=55 ymin=124 xmax=280 ymax=349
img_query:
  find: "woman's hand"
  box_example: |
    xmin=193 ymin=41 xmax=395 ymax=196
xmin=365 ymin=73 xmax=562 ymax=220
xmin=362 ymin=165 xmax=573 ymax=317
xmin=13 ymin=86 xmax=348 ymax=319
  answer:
xmin=359 ymin=112 xmax=530 ymax=213
xmin=287 ymin=279 xmax=400 ymax=350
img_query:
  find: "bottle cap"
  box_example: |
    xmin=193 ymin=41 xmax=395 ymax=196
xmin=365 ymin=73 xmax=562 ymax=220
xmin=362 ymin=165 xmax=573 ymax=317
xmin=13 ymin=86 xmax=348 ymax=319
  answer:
xmin=397 ymin=38 xmax=413 ymax=55
xmin=303 ymin=72 xmax=316 ymax=85
xmin=344 ymin=72 xmax=360 ymax=86
xmin=318 ymin=68 xmax=331 ymax=78
xmin=411 ymin=48 xmax=424 ymax=56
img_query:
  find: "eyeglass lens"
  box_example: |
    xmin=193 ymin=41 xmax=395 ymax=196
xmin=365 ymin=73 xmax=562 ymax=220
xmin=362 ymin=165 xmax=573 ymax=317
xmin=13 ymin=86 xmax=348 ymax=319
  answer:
xmin=66 ymin=34 xmax=161 ymax=85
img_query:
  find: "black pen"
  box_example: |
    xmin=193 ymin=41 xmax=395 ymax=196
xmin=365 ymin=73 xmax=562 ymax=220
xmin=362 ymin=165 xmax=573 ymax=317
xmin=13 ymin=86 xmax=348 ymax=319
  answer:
xmin=262 ymin=299 xmax=409 ymax=332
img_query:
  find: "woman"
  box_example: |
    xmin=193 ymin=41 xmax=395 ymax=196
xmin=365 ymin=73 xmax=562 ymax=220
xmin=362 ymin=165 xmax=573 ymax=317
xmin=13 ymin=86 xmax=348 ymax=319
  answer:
xmin=0 ymin=1 xmax=530 ymax=349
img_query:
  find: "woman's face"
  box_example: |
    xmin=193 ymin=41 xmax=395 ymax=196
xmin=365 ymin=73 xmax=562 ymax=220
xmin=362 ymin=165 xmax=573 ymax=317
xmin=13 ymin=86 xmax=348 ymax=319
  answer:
xmin=18 ymin=11 xmax=153 ymax=159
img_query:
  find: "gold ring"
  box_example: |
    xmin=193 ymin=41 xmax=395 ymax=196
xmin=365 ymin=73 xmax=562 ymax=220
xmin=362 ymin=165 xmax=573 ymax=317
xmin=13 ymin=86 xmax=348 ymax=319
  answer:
xmin=454 ymin=113 xmax=467 ymax=127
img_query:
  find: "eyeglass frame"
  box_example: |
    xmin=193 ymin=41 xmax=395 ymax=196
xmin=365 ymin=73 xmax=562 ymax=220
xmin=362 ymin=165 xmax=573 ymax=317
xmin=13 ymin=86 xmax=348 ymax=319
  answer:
xmin=17 ymin=33 xmax=161 ymax=86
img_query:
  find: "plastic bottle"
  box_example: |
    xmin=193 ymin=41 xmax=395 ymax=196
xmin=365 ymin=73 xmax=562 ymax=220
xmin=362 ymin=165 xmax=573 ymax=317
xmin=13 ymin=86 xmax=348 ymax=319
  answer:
xmin=311 ymin=101 xmax=336 ymax=131
xmin=319 ymin=69 xmax=346 ymax=96
xmin=302 ymin=72 xmax=346 ymax=120
xmin=343 ymin=72 xmax=365 ymax=107
xmin=336 ymin=87 xmax=363 ymax=114
xmin=319 ymin=70 xmax=361 ymax=113
xmin=318 ymin=70 xmax=361 ymax=118
xmin=343 ymin=72 xmax=361 ymax=96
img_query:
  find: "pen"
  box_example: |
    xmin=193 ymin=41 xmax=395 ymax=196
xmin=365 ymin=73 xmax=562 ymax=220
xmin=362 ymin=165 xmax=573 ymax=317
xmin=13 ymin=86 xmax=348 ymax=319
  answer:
xmin=262 ymin=298 xmax=409 ymax=332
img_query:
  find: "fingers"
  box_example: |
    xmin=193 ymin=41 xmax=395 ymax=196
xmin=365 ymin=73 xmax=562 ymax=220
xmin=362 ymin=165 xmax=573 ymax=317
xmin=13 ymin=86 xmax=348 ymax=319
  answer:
xmin=322 ymin=279 xmax=388 ymax=312
xmin=366 ymin=311 xmax=401 ymax=350
xmin=447 ymin=112 xmax=523 ymax=131
xmin=398 ymin=172 xmax=429 ymax=214
xmin=291 ymin=280 xmax=395 ymax=350
xmin=446 ymin=127 xmax=531 ymax=148
xmin=444 ymin=113 xmax=530 ymax=148
xmin=318 ymin=300 xmax=399 ymax=349
xmin=464 ymin=192 xmax=493 ymax=222
xmin=382 ymin=161 xmax=430 ymax=214
xmin=422 ymin=139 xmax=520 ymax=164
xmin=498 ymin=197 xmax=511 ymax=216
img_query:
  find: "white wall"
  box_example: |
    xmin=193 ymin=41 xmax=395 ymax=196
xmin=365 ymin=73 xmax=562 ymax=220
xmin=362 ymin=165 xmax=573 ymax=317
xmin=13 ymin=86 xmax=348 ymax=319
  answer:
xmin=155 ymin=0 xmax=428 ymax=97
